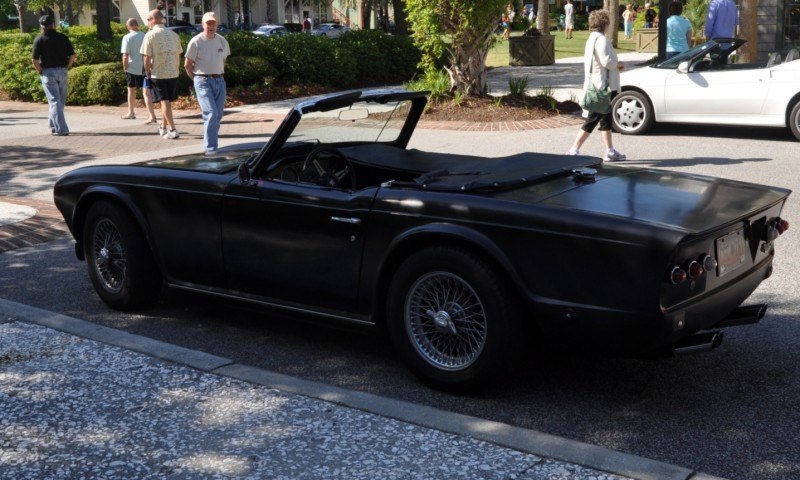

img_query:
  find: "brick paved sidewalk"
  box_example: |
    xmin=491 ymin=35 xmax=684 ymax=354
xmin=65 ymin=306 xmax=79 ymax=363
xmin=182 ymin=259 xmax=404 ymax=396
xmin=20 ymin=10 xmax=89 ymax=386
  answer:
xmin=0 ymin=197 xmax=67 ymax=253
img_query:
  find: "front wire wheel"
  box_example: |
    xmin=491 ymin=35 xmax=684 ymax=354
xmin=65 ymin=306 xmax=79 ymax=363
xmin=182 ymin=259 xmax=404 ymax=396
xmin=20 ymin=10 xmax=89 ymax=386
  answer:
xmin=405 ymin=272 xmax=488 ymax=372
xmin=83 ymin=201 xmax=162 ymax=310
xmin=91 ymin=218 xmax=126 ymax=294
xmin=612 ymin=91 xmax=654 ymax=135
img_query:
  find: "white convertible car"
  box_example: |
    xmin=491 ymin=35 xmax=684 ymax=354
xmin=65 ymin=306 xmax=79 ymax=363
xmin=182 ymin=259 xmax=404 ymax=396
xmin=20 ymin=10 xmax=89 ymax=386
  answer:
xmin=613 ymin=38 xmax=800 ymax=141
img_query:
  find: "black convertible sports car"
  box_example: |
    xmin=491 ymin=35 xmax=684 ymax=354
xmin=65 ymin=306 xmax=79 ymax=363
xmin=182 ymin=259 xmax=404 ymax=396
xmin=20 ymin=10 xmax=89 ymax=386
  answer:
xmin=54 ymin=90 xmax=791 ymax=389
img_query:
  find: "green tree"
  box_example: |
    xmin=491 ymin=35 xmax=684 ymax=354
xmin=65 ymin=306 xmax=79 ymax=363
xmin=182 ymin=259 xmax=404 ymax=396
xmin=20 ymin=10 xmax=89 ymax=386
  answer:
xmin=406 ymin=0 xmax=505 ymax=95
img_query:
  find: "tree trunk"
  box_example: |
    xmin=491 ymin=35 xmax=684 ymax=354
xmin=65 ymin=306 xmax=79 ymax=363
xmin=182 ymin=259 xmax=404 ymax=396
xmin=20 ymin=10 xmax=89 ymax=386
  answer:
xmin=739 ymin=0 xmax=758 ymax=62
xmin=537 ymin=0 xmax=549 ymax=34
xmin=392 ymin=0 xmax=406 ymax=34
xmin=15 ymin=4 xmax=29 ymax=33
xmin=606 ymin=0 xmax=619 ymax=47
xmin=96 ymin=0 xmax=112 ymax=40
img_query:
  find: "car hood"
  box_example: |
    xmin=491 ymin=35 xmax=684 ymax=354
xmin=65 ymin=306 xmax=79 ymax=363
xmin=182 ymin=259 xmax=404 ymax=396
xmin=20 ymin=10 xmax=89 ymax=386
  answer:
xmin=136 ymin=144 xmax=262 ymax=173
xmin=620 ymin=64 xmax=660 ymax=86
xmin=496 ymin=166 xmax=790 ymax=234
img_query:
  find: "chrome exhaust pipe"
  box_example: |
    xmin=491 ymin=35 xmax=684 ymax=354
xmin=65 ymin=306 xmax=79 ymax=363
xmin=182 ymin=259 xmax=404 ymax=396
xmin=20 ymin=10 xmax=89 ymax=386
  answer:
xmin=713 ymin=304 xmax=768 ymax=329
xmin=672 ymin=331 xmax=724 ymax=356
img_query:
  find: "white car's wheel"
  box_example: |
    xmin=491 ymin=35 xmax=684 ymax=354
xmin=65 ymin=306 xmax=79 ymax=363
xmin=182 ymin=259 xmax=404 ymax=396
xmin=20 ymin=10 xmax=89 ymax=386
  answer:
xmin=789 ymin=101 xmax=800 ymax=142
xmin=612 ymin=91 xmax=654 ymax=135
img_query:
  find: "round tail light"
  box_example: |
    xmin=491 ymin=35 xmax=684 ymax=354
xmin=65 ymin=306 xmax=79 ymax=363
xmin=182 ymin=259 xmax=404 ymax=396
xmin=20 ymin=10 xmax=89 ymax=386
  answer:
xmin=669 ymin=266 xmax=687 ymax=284
xmin=687 ymin=260 xmax=704 ymax=278
xmin=701 ymin=254 xmax=717 ymax=272
xmin=777 ymin=219 xmax=789 ymax=234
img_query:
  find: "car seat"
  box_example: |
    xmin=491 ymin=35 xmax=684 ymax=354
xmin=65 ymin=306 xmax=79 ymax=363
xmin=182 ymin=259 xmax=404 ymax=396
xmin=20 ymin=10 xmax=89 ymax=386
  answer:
xmin=784 ymin=48 xmax=799 ymax=63
xmin=766 ymin=52 xmax=781 ymax=67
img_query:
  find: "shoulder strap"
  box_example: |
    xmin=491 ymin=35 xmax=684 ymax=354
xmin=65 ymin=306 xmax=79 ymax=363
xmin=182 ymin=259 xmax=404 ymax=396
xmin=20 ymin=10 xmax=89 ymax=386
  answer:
xmin=588 ymin=34 xmax=608 ymax=83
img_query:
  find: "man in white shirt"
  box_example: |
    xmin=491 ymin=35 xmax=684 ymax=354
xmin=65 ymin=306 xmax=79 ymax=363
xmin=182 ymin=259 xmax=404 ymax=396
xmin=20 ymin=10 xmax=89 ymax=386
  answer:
xmin=184 ymin=11 xmax=231 ymax=155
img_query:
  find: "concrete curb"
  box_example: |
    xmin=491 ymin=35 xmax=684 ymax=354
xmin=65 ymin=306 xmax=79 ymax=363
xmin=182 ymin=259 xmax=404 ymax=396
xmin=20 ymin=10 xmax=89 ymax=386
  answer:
xmin=0 ymin=297 xmax=710 ymax=480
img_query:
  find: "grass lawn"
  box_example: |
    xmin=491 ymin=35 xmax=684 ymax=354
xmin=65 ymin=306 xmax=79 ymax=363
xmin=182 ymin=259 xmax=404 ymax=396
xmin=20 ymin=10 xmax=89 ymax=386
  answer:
xmin=486 ymin=30 xmax=638 ymax=68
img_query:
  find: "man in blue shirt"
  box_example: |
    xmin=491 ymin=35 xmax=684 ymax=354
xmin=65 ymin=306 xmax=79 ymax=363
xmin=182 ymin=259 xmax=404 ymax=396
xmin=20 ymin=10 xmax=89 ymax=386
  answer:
xmin=705 ymin=0 xmax=738 ymax=40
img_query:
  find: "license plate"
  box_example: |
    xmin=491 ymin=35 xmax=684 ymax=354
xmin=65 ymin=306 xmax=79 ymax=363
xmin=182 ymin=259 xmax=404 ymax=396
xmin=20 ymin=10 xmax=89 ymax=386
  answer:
xmin=716 ymin=229 xmax=748 ymax=276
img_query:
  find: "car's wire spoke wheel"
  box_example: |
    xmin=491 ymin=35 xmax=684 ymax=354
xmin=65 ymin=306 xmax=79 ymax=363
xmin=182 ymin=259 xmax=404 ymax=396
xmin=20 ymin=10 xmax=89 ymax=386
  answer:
xmin=404 ymin=272 xmax=487 ymax=371
xmin=615 ymin=98 xmax=645 ymax=131
xmin=91 ymin=218 xmax=126 ymax=294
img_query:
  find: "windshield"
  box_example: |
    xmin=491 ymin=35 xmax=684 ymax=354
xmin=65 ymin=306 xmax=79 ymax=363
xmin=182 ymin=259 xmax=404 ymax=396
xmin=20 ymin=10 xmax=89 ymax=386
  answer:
xmin=655 ymin=39 xmax=741 ymax=69
xmin=287 ymin=99 xmax=413 ymax=146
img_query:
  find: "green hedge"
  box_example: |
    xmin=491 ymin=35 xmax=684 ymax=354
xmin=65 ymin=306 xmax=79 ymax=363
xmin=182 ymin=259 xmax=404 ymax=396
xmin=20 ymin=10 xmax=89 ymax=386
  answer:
xmin=0 ymin=26 xmax=421 ymax=103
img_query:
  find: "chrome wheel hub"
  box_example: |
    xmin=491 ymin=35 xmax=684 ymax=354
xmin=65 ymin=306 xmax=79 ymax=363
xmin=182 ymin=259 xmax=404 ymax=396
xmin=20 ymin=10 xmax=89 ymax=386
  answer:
xmin=92 ymin=219 xmax=126 ymax=294
xmin=405 ymin=272 xmax=487 ymax=371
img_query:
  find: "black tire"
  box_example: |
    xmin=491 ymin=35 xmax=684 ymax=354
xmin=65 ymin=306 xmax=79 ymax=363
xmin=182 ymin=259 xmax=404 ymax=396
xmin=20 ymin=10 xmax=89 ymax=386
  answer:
xmin=612 ymin=90 xmax=655 ymax=135
xmin=789 ymin=101 xmax=800 ymax=142
xmin=83 ymin=201 xmax=162 ymax=310
xmin=386 ymin=246 xmax=522 ymax=391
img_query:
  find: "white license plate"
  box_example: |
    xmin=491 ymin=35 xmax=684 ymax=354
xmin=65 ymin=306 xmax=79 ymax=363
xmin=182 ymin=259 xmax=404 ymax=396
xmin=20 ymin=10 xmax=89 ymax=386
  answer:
xmin=716 ymin=229 xmax=747 ymax=276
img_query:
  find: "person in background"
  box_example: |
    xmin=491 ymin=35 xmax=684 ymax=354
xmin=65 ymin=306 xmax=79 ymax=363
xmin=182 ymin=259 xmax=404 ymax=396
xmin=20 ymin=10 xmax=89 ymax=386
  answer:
xmin=622 ymin=4 xmax=635 ymax=40
xmin=566 ymin=9 xmax=627 ymax=162
xmin=644 ymin=3 xmax=656 ymax=28
xmin=528 ymin=5 xmax=536 ymax=25
xmin=501 ymin=12 xmax=511 ymax=39
xmin=303 ymin=15 xmax=312 ymax=31
xmin=564 ymin=0 xmax=575 ymax=39
xmin=121 ymin=18 xmax=157 ymax=123
xmin=666 ymin=2 xmax=693 ymax=59
xmin=184 ymin=12 xmax=230 ymax=155
xmin=31 ymin=15 xmax=76 ymax=136
xmin=141 ymin=9 xmax=183 ymax=140
xmin=705 ymin=0 xmax=738 ymax=40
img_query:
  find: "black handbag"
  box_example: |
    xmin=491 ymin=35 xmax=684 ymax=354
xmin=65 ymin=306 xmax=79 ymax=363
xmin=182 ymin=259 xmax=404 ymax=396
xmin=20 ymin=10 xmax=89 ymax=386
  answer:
xmin=579 ymin=35 xmax=612 ymax=114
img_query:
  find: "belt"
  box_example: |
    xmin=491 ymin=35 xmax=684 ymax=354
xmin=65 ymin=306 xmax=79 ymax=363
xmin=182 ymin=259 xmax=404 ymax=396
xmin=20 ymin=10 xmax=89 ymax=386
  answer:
xmin=195 ymin=74 xmax=223 ymax=78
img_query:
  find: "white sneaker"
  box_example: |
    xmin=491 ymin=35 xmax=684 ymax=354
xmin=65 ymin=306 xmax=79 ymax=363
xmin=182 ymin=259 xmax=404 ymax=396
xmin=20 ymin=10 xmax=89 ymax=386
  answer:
xmin=163 ymin=129 xmax=179 ymax=140
xmin=604 ymin=148 xmax=626 ymax=162
xmin=158 ymin=126 xmax=167 ymax=136
xmin=565 ymin=148 xmax=580 ymax=155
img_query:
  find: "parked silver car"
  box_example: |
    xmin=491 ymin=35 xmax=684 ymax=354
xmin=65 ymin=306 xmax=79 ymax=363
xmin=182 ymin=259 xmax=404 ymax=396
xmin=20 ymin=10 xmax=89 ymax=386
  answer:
xmin=252 ymin=24 xmax=289 ymax=36
xmin=311 ymin=22 xmax=350 ymax=38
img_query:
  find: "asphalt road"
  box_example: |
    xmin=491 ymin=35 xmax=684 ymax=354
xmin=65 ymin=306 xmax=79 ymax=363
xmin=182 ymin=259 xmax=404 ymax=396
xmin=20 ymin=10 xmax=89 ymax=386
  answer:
xmin=1 ymin=122 xmax=798 ymax=480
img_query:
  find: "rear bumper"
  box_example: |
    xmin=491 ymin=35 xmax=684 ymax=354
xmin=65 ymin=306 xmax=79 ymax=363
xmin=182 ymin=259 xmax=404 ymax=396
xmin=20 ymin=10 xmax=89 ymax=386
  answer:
xmin=533 ymin=257 xmax=772 ymax=354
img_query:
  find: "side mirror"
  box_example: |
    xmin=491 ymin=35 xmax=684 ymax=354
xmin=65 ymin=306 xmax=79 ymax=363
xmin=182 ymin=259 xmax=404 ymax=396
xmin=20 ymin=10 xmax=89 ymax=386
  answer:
xmin=238 ymin=163 xmax=252 ymax=184
xmin=677 ymin=61 xmax=689 ymax=74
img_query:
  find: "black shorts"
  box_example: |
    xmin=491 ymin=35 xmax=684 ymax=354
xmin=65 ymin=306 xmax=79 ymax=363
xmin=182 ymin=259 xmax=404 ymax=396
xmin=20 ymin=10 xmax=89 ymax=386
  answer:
xmin=126 ymin=72 xmax=144 ymax=88
xmin=151 ymin=77 xmax=179 ymax=102
xmin=581 ymin=91 xmax=618 ymax=133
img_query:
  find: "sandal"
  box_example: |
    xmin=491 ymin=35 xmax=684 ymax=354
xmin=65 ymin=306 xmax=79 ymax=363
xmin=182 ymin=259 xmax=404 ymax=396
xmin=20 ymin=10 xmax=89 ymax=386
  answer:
xmin=121 ymin=113 xmax=136 ymax=119
xmin=143 ymin=118 xmax=158 ymax=124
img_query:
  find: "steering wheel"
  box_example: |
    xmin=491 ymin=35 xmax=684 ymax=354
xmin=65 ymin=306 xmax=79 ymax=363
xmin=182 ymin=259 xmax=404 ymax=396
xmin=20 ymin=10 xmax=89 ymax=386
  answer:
xmin=300 ymin=146 xmax=356 ymax=190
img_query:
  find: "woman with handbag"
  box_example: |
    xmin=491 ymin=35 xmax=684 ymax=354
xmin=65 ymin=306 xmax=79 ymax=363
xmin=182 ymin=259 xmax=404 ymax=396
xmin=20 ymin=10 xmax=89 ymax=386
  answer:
xmin=566 ymin=10 xmax=627 ymax=162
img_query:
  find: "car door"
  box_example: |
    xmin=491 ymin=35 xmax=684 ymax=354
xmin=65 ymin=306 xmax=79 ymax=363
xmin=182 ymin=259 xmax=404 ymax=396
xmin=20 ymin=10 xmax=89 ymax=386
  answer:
xmin=663 ymin=63 xmax=770 ymax=117
xmin=221 ymin=178 xmax=376 ymax=312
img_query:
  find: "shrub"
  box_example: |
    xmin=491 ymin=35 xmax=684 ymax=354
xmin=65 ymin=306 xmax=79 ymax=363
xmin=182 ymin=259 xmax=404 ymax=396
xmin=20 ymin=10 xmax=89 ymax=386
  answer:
xmin=87 ymin=62 xmax=127 ymax=104
xmin=335 ymin=30 xmax=420 ymax=85
xmin=405 ymin=68 xmax=450 ymax=103
xmin=265 ymin=33 xmax=356 ymax=86
xmin=67 ymin=65 xmax=94 ymax=104
xmin=0 ymin=39 xmax=45 ymax=101
xmin=224 ymin=56 xmax=278 ymax=87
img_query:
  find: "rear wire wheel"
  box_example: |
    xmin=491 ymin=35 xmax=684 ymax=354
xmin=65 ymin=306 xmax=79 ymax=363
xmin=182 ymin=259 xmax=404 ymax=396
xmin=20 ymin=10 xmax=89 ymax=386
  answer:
xmin=83 ymin=201 xmax=162 ymax=310
xmin=387 ymin=246 xmax=523 ymax=391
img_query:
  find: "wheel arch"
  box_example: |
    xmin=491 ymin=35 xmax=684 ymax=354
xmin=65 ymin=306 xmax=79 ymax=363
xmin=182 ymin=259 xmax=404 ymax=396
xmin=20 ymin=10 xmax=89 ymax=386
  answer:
xmin=371 ymin=223 xmax=529 ymax=326
xmin=73 ymin=187 xmax=157 ymax=263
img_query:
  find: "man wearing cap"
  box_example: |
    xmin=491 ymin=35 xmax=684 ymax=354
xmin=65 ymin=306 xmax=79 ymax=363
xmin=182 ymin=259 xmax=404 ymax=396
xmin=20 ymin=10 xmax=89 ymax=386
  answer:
xmin=141 ymin=9 xmax=183 ymax=140
xmin=31 ymin=15 xmax=76 ymax=136
xmin=184 ymin=11 xmax=231 ymax=155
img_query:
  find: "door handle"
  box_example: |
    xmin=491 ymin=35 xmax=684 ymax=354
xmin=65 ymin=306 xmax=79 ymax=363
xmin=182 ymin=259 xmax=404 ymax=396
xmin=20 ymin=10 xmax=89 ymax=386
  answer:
xmin=330 ymin=216 xmax=361 ymax=225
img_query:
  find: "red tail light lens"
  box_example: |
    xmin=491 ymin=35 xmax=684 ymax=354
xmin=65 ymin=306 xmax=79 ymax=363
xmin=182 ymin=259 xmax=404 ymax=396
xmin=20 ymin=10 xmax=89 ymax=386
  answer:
xmin=687 ymin=260 xmax=704 ymax=278
xmin=669 ymin=266 xmax=687 ymax=284
xmin=777 ymin=219 xmax=789 ymax=234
